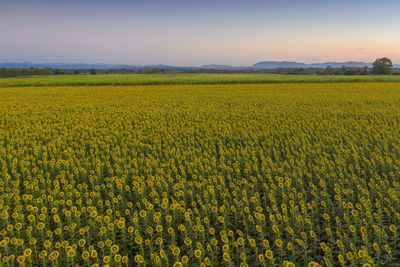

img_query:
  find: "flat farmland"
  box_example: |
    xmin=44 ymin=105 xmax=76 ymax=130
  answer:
xmin=0 ymin=83 xmax=400 ymax=266
xmin=1 ymin=73 xmax=400 ymax=87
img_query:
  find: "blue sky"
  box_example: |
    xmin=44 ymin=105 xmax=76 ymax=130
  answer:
xmin=1 ymin=0 xmax=399 ymax=65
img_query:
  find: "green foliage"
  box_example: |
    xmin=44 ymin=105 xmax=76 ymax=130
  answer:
xmin=0 ymin=67 xmax=55 ymax=78
xmin=319 ymin=66 xmax=334 ymax=75
xmin=1 ymin=73 xmax=400 ymax=87
xmin=372 ymin=57 xmax=393 ymax=75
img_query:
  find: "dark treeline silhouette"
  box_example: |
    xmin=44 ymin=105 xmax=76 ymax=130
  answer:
xmin=1 ymin=66 xmax=399 ymax=78
xmin=0 ymin=67 xmax=77 ymax=78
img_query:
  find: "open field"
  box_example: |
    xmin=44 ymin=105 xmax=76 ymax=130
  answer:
xmin=1 ymin=83 xmax=400 ymax=266
xmin=1 ymin=73 xmax=400 ymax=87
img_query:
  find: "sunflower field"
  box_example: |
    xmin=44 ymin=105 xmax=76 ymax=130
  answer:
xmin=0 ymin=83 xmax=400 ymax=266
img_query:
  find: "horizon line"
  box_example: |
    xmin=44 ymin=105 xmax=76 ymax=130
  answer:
xmin=1 ymin=59 xmax=400 ymax=68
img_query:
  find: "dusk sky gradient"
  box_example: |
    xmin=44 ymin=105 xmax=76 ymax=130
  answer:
xmin=1 ymin=0 xmax=399 ymax=66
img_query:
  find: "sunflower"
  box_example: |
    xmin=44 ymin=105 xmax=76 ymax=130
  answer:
xmin=91 ymin=250 xmax=98 ymax=258
xmin=194 ymin=249 xmax=202 ymax=258
xmin=82 ymin=251 xmax=90 ymax=260
xmin=265 ymin=250 xmax=273 ymax=260
xmin=171 ymin=246 xmax=181 ymax=256
xmin=134 ymin=255 xmax=144 ymax=264
xmin=17 ymin=255 xmax=25 ymax=264
xmin=223 ymin=252 xmax=230 ymax=262
xmin=114 ymin=254 xmax=122 ymax=263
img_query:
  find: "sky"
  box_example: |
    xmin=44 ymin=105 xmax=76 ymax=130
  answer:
xmin=1 ymin=0 xmax=400 ymax=66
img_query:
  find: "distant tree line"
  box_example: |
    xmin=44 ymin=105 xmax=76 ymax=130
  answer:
xmin=0 ymin=68 xmax=109 ymax=78
xmin=1 ymin=67 xmax=54 ymax=77
xmin=316 ymin=65 xmax=370 ymax=75
xmin=316 ymin=58 xmax=395 ymax=75
xmin=0 ymin=68 xmax=81 ymax=78
xmin=1 ymin=58 xmax=398 ymax=77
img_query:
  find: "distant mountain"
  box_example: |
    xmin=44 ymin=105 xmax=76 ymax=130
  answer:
xmin=252 ymin=61 xmax=308 ymax=68
xmin=201 ymin=64 xmax=248 ymax=69
xmin=0 ymin=62 xmax=197 ymax=70
xmin=252 ymin=61 xmax=374 ymax=69
xmin=309 ymin=61 xmax=372 ymax=68
xmin=1 ymin=61 xmax=399 ymax=70
xmin=0 ymin=62 xmax=138 ymax=69
xmin=202 ymin=64 xmax=233 ymax=69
